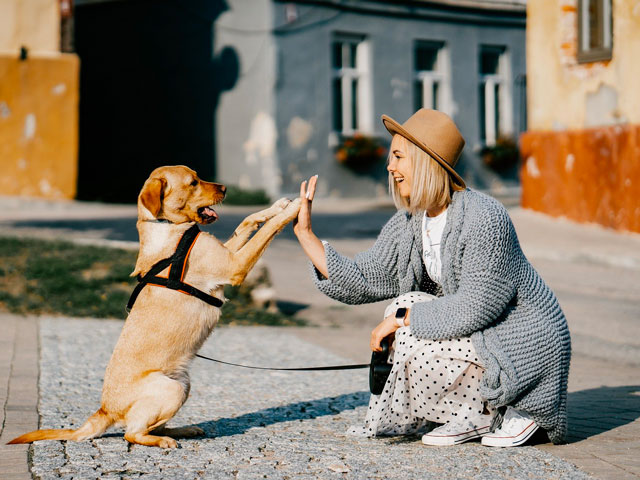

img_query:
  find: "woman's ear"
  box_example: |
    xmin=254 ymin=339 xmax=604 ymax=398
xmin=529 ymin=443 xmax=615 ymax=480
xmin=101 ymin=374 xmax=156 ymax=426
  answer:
xmin=139 ymin=177 xmax=166 ymax=217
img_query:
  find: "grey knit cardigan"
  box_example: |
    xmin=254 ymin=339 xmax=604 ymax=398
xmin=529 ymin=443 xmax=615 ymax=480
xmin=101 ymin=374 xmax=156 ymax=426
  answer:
xmin=312 ymin=189 xmax=571 ymax=443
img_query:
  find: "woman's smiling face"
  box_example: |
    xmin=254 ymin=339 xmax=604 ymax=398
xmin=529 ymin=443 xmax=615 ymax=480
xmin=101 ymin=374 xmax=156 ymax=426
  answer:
xmin=387 ymin=135 xmax=413 ymax=199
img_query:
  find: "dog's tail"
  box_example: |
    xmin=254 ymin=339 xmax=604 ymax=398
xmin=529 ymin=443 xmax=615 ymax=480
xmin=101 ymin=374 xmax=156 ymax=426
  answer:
xmin=7 ymin=408 xmax=113 ymax=444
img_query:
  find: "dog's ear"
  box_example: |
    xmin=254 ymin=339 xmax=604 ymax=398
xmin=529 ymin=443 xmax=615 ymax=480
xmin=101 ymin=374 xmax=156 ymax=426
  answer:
xmin=139 ymin=177 xmax=166 ymax=217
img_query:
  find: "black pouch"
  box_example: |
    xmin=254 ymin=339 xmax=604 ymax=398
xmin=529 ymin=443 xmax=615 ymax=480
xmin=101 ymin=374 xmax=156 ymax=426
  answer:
xmin=369 ymin=337 xmax=392 ymax=395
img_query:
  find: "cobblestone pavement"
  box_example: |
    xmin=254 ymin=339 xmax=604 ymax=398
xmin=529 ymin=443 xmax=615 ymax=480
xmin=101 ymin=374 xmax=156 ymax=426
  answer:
xmin=31 ymin=317 xmax=591 ymax=480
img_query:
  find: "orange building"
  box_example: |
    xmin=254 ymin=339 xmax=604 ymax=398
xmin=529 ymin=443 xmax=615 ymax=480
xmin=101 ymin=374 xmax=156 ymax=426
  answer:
xmin=0 ymin=0 xmax=79 ymax=199
xmin=521 ymin=0 xmax=640 ymax=233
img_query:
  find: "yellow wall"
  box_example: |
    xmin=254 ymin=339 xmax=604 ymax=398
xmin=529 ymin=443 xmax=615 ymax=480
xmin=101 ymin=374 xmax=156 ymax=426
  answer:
xmin=0 ymin=0 xmax=80 ymax=199
xmin=0 ymin=54 xmax=79 ymax=199
xmin=0 ymin=0 xmax=60 ymax=54
xmin=527 ymin=0 xmax=640 ymax=130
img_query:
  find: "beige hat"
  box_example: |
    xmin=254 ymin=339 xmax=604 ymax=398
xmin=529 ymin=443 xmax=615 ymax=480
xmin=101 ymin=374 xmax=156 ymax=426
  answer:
xmin=382 ymin=109 xmax=466 ymax=188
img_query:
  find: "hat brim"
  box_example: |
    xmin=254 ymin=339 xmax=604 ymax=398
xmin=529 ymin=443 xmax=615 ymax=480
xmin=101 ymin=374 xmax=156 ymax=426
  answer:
xmin=382 ymin=114 xmax=466 ymax=189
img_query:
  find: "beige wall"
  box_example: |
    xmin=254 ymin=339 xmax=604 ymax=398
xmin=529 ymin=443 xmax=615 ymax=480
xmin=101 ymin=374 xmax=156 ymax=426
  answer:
xmin=527 ymin=0 xmax=640 ymax=130
xmin=0 ymin=0 xmax=60 ymax=54
xmin=0 ymin=0 xmax=80 ymax=199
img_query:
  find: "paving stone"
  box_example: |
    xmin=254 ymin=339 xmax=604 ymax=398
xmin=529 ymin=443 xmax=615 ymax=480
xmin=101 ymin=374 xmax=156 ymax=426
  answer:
xmin=28 ymin=317 xmax=593 ymax=479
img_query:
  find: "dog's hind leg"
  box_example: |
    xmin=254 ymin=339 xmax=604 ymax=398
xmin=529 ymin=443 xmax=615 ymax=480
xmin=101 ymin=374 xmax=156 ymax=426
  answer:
xmin=123 ymin=373 xmax=188 ymax=448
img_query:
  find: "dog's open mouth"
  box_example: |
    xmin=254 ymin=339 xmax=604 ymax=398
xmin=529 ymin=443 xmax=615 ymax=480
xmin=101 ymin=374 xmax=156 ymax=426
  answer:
xmin=198 ymin=206 xmax=219 ymax=224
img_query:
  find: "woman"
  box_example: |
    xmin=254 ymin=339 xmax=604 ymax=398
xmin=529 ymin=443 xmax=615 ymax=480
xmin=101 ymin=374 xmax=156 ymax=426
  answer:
xmin=293 ymin=109 xmax=571 ymax=447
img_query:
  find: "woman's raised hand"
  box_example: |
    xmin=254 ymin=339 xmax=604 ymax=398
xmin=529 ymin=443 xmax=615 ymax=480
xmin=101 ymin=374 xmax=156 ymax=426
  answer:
xmin=293 ymin=175 xmax=318 ymax=238
xmin=293 ymin=175 xmax=329 ymax=279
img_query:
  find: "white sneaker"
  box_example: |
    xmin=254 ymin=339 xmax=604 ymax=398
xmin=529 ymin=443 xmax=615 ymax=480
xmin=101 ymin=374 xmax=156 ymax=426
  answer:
xmin=421 ymin=417 xmax=491 ymax=446
xmin=481 ymin=407 xmax=539 ymax=447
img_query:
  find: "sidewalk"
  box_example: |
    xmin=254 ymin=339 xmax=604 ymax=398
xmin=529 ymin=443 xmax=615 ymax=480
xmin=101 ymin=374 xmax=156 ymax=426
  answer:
xmin=0 ymin=193 xmax=639 ymax=478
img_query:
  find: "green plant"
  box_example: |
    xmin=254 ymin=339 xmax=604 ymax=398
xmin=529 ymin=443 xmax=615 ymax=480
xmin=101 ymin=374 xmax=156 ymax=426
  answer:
xmin=335 ymin=133 xmax=387 ymax=172
xmin=480 ymin=136 xmax=521 ymax=172
xmin=0 ymin=236 xmax=303 ymax=326
xmin=223 ymin=185 xmax=271 ymax=205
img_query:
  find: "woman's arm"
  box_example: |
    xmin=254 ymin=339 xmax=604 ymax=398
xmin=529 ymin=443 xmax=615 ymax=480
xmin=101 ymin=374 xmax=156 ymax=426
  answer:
xmin=294 ymin=176 xmax=402 ymax=305
xmin=293 ymin=175 xmax=329 ymax=279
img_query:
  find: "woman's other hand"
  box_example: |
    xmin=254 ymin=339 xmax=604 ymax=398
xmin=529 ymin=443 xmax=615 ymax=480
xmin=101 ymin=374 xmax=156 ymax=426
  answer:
xmin=293 ymin=175 xmax=329 ymax=278
xmin=371 ymin=313 xmax=404 ymax=352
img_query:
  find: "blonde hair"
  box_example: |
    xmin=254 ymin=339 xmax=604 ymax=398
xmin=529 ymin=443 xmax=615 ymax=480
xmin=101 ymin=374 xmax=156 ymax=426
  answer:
xmin=388 ymin=135 xmax=464 ymax=214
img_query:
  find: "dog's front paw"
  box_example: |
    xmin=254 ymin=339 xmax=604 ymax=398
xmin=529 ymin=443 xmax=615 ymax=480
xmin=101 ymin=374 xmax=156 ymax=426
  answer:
xmin=272 ymin=197 xmax=291 ymax=211
xmin=282 ymin=197 xmax=302 ymax=220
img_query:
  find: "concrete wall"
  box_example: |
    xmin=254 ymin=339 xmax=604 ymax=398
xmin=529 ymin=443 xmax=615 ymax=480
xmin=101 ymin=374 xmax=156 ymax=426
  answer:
xmin=215 ymin=0 xmax=280 ymax=197
xmin=521 ymin=0 xmax=640 ymax=233
xmin=0 ymin=0 xmax=59 ymax=54
xmin=527 ymin=0 xmax=640 ymax=130
xmin=273 ymin=2 xmax=526 ymax=197
xmin=0 ymin=0 xmax=80 ymax=199
xmin=216 ymin=1 xmax=526 ymax=198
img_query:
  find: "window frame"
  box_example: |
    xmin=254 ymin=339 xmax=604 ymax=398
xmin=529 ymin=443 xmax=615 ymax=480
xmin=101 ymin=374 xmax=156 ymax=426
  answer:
xmin=478 ymin=45 xmax=513 ymax=147
xmin=331 ymin=33 xmax=372 ymax=135
xmin=577 ymin=0 xmax=613 ymax=63
xmin=413 ymin=40 xmax=448 ymax=114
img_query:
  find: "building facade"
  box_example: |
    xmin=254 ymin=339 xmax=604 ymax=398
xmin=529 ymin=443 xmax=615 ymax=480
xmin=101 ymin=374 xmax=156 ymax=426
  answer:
xmin=0 ymin=0 xmax=79 ymax=199
xmin=521 ymin=0 xmax=640 ymax=233
xmin=216 ymin=0 xmax=526 ymax=199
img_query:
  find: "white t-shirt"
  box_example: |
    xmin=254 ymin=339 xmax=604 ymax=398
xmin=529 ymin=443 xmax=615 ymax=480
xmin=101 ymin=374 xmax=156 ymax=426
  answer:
xmin=422 ymin=209 xmax=448 ymax=285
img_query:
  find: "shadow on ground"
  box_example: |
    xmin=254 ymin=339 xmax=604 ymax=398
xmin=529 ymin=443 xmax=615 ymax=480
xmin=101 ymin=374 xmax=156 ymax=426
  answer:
xmin=1 ymin=209 xmax=395 ymax=243
xmin=566 ymin=385 xmax=640 ymax=442
xmin=192 ymin=391 xmax=370 ymax=438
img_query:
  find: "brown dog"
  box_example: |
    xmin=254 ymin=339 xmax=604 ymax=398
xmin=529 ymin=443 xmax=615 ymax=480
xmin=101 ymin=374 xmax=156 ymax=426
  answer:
xmin=9 ymin=165 xmax=301 ymax=448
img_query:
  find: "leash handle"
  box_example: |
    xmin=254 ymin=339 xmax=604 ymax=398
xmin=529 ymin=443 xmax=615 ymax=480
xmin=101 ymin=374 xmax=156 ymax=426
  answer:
xmin=195 ymin=353 xmax=370 ymax=371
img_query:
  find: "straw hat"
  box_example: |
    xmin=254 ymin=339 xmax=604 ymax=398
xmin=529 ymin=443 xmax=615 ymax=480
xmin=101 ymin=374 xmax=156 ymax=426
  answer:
xmin=382 ymin=109 xmax=466 ymax=188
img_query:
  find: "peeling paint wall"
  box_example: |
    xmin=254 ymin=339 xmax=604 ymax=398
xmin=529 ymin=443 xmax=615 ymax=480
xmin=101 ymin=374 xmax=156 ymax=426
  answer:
xmin=522 ymin=0 xmax=640 ymax=233
xmin=521 ymin=125 xmax=640 ymax=233
xmin=0 ymin=0 xmax=79 ymax=200
xmin=215 ymin=0 xmax=280 ymax=197
xmin=527 ymin=0 xmax=640 ymax=130
xmin=0 ymin=54 xmax=79 ymax=199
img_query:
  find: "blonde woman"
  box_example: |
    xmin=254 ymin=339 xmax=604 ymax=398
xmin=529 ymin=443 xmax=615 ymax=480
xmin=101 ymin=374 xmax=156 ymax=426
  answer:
xmin=294 ymin=109 xmax=571 ymax=447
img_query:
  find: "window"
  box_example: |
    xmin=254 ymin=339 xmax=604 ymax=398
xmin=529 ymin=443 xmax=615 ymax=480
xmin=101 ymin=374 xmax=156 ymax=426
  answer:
xmin=478 ymin=45 xmax=512 ymax=146
xmin=577 ymin=0 xmax=612 ymax=63
xmin=414 ymin=41 xmax=446 ymax=113
xmin=332 ymin=34 xmax=371 ymax=134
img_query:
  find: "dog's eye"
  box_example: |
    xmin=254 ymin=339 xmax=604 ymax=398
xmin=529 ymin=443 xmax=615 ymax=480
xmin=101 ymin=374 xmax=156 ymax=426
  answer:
xmin=190 ymin=179 xmax=198 ymax=187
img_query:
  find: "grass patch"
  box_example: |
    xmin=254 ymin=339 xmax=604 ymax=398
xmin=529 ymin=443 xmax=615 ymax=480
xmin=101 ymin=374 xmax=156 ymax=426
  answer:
xmin=0 ymin=236 xmax=302 ymax=326
xmin=223 ymin=185 xmax=271 ymax=205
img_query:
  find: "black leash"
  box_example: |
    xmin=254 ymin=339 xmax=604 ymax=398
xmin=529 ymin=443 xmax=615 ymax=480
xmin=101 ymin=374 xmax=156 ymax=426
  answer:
xmin=194 ymin=352 xmax=370 ymax=371
xmin=195 ymin=339 xmax=391 ymax=395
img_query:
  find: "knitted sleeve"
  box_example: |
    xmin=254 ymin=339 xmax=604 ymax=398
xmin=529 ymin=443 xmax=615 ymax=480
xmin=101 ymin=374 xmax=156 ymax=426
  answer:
xmin=310 ymin=212 xmax=404 ymax=305
xmin=410 ymin=205 xmax=518 ymax=340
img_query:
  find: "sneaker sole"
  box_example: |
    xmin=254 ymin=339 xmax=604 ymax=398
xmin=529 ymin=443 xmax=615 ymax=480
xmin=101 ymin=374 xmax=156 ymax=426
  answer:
xmin=481 ymin=422 xmax=539 ymax=448
xmin=422 ymin=425 xmax=491 ymax=446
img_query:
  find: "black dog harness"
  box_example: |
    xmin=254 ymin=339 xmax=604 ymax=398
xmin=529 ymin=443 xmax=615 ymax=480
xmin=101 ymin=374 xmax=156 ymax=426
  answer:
xmin=125 ymin=223 xmax=386 ymax=393
xmin=126 ymin=224 xmax=224 ymax=311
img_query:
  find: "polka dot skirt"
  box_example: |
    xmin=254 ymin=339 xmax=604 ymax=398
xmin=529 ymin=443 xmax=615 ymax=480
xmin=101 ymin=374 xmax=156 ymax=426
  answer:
xmin=348 ymin=291 xmax=489 ymax=437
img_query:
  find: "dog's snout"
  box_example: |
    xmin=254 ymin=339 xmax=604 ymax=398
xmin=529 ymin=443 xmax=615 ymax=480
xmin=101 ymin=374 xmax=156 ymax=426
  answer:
xmin=219 ymin=185 xmax=227 ymax=194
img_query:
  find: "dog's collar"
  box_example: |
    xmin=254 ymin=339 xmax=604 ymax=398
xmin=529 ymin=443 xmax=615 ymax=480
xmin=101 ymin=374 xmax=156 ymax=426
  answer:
xmin=142 ymin=218 xmax=173 ymax=224
xmin=126 ymin=224 xmax=224 ymax=311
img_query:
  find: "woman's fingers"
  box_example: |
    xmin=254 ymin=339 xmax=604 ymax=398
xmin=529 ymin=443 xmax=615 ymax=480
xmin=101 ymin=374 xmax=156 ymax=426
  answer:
xmin=300 ymin=180 xmax=307 ymax=200
xmin=306 ymin=174 xmax=318 ymax=201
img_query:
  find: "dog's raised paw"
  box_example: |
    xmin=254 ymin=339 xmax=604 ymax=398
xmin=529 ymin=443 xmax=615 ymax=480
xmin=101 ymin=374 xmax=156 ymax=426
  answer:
xmin=282 ymin=197 xmax=302 ymax=218
xmin=273 ymin=198 xmax=291 ymax=210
